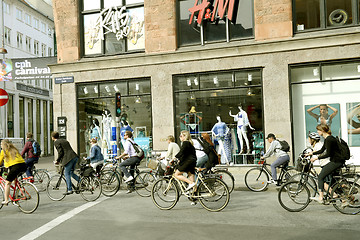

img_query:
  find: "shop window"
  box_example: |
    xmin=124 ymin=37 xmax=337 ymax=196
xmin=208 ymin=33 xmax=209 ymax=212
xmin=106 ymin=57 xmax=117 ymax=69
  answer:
xmin=28 ymin=99 xmax=33 ymax=134
xmin=290 ymin=60 xmax=360 ymax=165
xmin=174 ymin=69 xmax=264 ymax=165
xmin=178 ymin=0 xmax=254 ymax=46
xmin=294 ymin=0 xmax=356 ymax=32
xmin=19 ymin=97 xmax=25 ymax=140
xmin=82 ymin=0 xmax=145 ymax=56
xmin=77 ymin=78 xmax=151 ymax=158
xmin=7 ymin=95 xmax=14 ymax=138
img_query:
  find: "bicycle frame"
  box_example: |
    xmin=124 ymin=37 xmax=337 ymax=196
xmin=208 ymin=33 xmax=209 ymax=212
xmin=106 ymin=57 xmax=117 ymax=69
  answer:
xmin=0 ymin=175 xmax=32 ymax=203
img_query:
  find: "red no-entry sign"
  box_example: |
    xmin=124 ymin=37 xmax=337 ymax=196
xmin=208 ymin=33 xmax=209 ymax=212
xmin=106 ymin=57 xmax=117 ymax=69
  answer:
xmin=0 ymin=88 xmax=9 ymax=107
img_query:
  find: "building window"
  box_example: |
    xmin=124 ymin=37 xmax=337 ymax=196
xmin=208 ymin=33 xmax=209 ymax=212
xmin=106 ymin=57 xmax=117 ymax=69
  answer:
xmin=26 ymin=36 xmax=31 ymax=52
xmin=34 ymin=40 xmax=39 ymax=55
xmin=294 ymin=0 xmax=357 ymax=32
xmin=178 ymin=0 xmax=254 ymax=46
xmin=82 ymin=0 xmax=145 ymax=56
xmin=174 ymin=69 xmax=264 ymax=165
xmin=41 ymin=44 xmax=46 ymax=56
xmin=48 ymin=27 xmax=53 ymax=37
xmin=34 ymin=18 xmax=39 ymax=30
xmin=41 ymin=22 xmax=46 ymax=33
xmin=16 ymin=8 xmax=23 ymax=21
xmin=77 ymin=78 xmax=152 ymax=158
xmin=290 ymin=60 xmax=360 ymax=164
xmin=25 ymin=13 xmax=31 ymax=25
xmin=7 ymin=94 xmax=14 ymax=138
xmin=3 ymin=2 xmax=10 ymax=14
xmin=17 ymin=32 xmax=23 ymax=49
xmin=4 ymin=27 xmax=11 ymax=45
xmin=48 ymin=47 xmax=52 ymax=56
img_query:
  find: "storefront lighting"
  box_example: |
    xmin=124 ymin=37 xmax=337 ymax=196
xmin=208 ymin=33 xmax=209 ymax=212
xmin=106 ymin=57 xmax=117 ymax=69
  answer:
xmin=186 ymin=78 xmax=191 ymax=87
xmin=190 ymin=93 xmax=196 ymax=100
xmin=135 ymin=96 xmax=142 ymax=103
xmin=83 ymin=87 xmax=88 ymax=95
xmin=193 ymin=77 xmax=198 ymax=86
xmin=248 ymin=74 xmax=252 ymax=82
xmin=105 ymin=85 xmax=110 ymax=92
xmin=232 ymin=74 xmax=235 ymax=82
xmin=313 ymin=68 xmax=319 ymax=76
xmin=357 ymin=65 xmax=360 ymax=73
xmin=114 ymin=85 xmax=119 ymax=92
xmin=247 ymin=88 xmax=255 ymax=96
xmin=135 ymin=83 xmax=140 ymax=91
xmin=94 ymin=86 xmax=98 ymax=93
xmin=213 ymin=76 xmax=219 ymax=85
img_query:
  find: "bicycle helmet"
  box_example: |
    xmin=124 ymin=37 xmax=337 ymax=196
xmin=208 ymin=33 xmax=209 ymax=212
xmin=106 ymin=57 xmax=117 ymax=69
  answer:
xmin=308 ymin=132 xmax=320 ymax=141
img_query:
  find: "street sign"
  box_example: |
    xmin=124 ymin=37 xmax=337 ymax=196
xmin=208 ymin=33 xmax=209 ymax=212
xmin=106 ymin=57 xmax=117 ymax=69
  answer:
xmin=0 ymin=88 xmax=9 ymax=107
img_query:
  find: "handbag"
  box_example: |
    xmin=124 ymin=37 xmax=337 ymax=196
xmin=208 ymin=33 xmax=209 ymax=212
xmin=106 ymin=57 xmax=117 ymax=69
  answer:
xmin=130 ymin=141 xmax=145 ymax=160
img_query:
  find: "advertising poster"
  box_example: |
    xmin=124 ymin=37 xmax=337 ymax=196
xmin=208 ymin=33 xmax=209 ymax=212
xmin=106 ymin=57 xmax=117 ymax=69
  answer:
xmin=0 ymin=59 xmax=13 ymax=81
xmin=346 ymin=102 xmax=360 ymax=147
xmin=11 ymin=57 xmax=56 ymax=82
xmin=305 ymin=103 xmax=341 ymax=137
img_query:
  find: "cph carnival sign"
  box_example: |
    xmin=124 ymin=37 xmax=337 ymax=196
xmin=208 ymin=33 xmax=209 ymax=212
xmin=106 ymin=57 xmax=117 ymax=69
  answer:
xmin=188 ymin=0 xmax=239 ymax=25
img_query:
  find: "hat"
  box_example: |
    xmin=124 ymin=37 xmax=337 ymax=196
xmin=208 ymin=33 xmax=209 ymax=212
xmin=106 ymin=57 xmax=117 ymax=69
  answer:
xmin=266 ymin=133 xmax=276 ymax=139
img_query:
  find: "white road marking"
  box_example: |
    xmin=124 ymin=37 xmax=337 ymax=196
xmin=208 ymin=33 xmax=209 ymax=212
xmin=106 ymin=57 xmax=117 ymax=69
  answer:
xmin=18 ymin=197 xmax=106 ymax=240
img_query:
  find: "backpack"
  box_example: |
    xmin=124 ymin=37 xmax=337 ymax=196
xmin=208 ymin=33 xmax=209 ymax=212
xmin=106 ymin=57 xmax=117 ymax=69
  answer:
xmin=196 ymin=137 xmax=211 ymax=155
xmin=336 ymin=136 xmax=350 ymax=162
xmin=277 ymin=140 xmax=290 ymax=152
xmin=130 ymin=141 xmax=144 ymax=160
xmin=31 ymin=140 xmax=41 ymax=157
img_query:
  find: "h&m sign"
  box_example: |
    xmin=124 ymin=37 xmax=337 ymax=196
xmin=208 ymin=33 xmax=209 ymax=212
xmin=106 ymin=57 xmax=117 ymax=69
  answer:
xmin=188 ymin=0 xmax=239 ymax=25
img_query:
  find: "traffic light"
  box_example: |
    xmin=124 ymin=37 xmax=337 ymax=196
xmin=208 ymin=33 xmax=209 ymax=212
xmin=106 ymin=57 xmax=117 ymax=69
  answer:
xmin=115 ymin=92 xmax=121 ymax=117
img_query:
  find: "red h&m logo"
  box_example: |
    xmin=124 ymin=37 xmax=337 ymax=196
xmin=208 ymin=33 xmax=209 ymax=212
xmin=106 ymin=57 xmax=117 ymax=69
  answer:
xmin=188 ymin=0 xmax=238 ymax=25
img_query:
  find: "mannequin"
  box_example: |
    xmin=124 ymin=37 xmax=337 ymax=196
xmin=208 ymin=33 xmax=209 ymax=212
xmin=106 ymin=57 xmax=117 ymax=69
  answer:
xmin=120 ymin=120 xmax=133 ymax=147
xmin=229 ymin=104 xmax=254 ymax=154
xmin=211 ymin=115 xmax=231 ymax=164
xmin=102 ymin=109 xmax=112 ymax=149
xmin=90 ymin=118 xmax=101 ymax=141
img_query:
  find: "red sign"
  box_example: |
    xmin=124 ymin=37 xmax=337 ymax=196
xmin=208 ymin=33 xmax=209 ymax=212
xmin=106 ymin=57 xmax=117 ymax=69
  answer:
xmin=0 ymin=88 xmax=9 ymax=107
xmin=189 ymin=0 xmax=237 ymax=25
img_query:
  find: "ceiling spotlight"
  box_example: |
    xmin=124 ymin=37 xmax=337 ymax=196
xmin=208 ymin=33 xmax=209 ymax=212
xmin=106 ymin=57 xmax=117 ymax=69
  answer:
xmin=135 ymin=83 xmax=140 ymax=91
xmin=94 ymin=86 xmax=98 ymax=93
xmin=190 ymin=93 xmax=196 ymax=100
xmin=357 ymin=65 xmax=360 ymax=73
xmin=83 ymin=87 xmax=88 ymax=95
xmin=114 ymin=85 xmax=119 ymax=92
xmin=105 ymin=85 xmax=110 ymax=92
xmin=187 ymin=78 xmax=191 ymax=87
xmin=135 ymin=96 xmax=142 ymax=103
xmin=247 ymin=88 xmax=255 ymax=96
xmin=193 ymin=77 xmax=198 ymax=86
xmin=313 ymin=68 xmax=319 ymax=76
xmin=213 ymin=76 xmax=219 ymax=85
xmin=248 ymin=74 xmax=252 ymax=81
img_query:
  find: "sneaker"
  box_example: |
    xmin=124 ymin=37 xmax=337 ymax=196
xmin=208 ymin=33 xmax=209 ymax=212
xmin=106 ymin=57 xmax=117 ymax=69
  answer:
xmin=63 ymin=190 xmax=73 ymax=195
xmin=267 ymin=179 xmax=277 ymax=184
xmin=124 ymin=176 xmax=134 ymax=183
xmin=190 ymin=201 xmax=197 ymax=206
xmin=126 ymin=188 xmax=134 ymax=194
xmin=310 ymin=196 xmax=324 ymax=204
xmin=185 ymin=182 xmax=196 ymax=191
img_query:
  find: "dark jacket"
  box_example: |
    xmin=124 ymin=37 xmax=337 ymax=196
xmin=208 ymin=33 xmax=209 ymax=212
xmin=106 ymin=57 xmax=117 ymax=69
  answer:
xmin=54 ymin=139 xmax=78 ymax=166
xmin=21 ymin=139 xmax=39 ymax=159
xmin=175 ymin=141 xmax=197 ymax=164
xmin=86 ymin=144 xmax=104 ymax=163
xmin=313 ymin=135 xmax=343 ymax=163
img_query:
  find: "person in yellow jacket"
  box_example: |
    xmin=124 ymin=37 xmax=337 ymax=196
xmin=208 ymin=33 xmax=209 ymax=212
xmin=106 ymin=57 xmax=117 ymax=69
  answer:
xmin=0 ymin=139 xmax=27 ymax=205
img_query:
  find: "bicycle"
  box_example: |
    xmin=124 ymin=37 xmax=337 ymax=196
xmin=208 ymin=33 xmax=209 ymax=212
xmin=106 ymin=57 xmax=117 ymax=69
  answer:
xmin=0 ymin=167 xmax=39 ymax=214
xmin=278 ymin=163 xmax=360 ymax=215
xmin=22 ymin=164 xmax=50 ymax=192
xmin=244 ymin=159 xmax=297 ymax=191
xmin=151 ymin=163 xmax=230 ymax=212
xmin=46 ymin=162 xmax=102 ymax=202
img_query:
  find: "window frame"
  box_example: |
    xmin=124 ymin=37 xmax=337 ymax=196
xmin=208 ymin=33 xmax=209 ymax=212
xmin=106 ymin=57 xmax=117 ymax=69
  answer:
xmin=17 ymin=32 xmax=23 ymax=49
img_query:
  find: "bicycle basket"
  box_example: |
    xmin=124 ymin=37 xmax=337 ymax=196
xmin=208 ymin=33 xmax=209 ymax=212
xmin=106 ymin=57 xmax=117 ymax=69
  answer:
xmin=81 ymin=166 xmax=95 ymax=177
xmin=295 ymin=155 xmax=311 ymax=172
xmin=341 ymin=164 xmax=356 ymax=175
xmin=147 ymin=158 xmax=159 ymax=170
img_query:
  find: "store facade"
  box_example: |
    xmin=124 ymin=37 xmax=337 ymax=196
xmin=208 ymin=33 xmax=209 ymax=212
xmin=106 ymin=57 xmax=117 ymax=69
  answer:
xmin=50 ymin=0 xmax=360 ymax=164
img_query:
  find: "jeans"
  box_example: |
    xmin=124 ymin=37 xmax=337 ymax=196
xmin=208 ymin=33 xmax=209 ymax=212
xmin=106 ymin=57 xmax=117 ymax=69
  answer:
xmin=25 ymin=157 xmax=39 ymax=177
xmin=318 ymin=161 xmax=343 ymax=191
xmin=64 ymin=156 xmax=80 ymax=191
xmin=196 ymin=155 xmax=209 ymax=168
xmin=271 ymin=155 xmax=290 ymax=181
xmin=119 ymin=156 xmax=141 ymax=178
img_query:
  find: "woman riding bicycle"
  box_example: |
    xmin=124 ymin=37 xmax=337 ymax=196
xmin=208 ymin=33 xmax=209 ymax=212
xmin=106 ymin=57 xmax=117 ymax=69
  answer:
xmin=174 ymin=130 xmax=197 ymax=191
xmin=0 ymin=139 xmax=27 ymax=205
xmin=308 ymin=124 xmax=344 ymax=204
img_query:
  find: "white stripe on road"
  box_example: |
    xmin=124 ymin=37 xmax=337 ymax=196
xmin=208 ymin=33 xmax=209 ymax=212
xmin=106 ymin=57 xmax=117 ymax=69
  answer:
xmin=18 ymin=197 xmax=106 ymax=240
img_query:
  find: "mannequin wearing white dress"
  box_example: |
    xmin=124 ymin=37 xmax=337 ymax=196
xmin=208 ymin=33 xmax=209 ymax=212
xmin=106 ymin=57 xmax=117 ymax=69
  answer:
xmin=102 ymin=109 xmax=112 ymax=149
xmin=229 ymin=104 xmax=254 ymax=154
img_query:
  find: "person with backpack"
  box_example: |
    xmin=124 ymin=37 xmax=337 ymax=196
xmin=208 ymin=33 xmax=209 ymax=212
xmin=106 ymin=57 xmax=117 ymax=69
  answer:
xmin=260 ymin=133 xmax=290 ymax=186
xmin=21 ymin=132 xmax=40 ymax=179
xmin=199 ymin=133 xmax=219 ymax=171
xmin=308 ymin=124 xmax=345 ymax=204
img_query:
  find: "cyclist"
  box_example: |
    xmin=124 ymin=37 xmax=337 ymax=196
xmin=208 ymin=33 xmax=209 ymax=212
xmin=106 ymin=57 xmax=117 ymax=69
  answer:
xmin=85 ymin=138 xmax=104 ymax=172
xmin=51 ymin=131 xmax=80 ymax=195
xmin=163 ymin=135 xmax=180 ymax=160
xmin=308 ymin=124 xmax=344 ymax=204
xmin=0 ymin=139 xmax=27 ymax=205
xmin=260 ymin=133 xmax=290 ymax=186
xmin=174 ymin=130 xmax=197 ymax=191
xmin=20 ymin=132 xmax=39 ymax=180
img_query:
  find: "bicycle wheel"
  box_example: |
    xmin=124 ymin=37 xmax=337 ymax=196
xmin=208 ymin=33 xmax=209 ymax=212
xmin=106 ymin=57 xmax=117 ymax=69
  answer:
xmin=197 ymin=178 xmax=230 ymax=212
xmin=46 ymin=174 xmax=67 ymax=201
xmin=280 ymin=166 xmax=298 ymax=184
xmin=278 ymin=180 xmax=310 ymax=212
xmin=16 ymin=182 xmax=39 ymax=214
xmin=289 ymin=173 xmax=317 ymax=197
xmin=151 ymin=178 xmax=178 ymax=210
xmin=331 ymin=180 xmax=360 ymax=215
xmin=134 ymin=171 xmax=156 ymax=197
xmin=33 ymin=170 xmax=50 ymax=192
xmin=79 ymin=176 xmax=102 ymax=202
xmin=244 ymin=167 xmax=269 ymax=192
xmin=100 ymin=170 xmax=120 ymax=197
xmin=0 ymin=186 xmax=4 ymax=210
xmin=213 ymin=169 xmax=235 ymax=193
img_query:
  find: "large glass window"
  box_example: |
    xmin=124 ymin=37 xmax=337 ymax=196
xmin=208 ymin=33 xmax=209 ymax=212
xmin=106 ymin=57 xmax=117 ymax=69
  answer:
xmin=294 ymin=0 xmax=358 ymax=32
xmin=28 ymin=99 xmax=33 ymax=135
xmin=19 ymin=97 xmax=25 ymax=140
xmin=82 ymin=0 xmax=145 ymax=56
xmin=36 ymin=100 xmax=41 ymax=149
xmin=7 ymin=95 xmax=14 ymax=138
xmin=174 ymin=69 xmax=263 ymax=165
xmin=290 ymin=60 xmax=360 ymax=165
xmin=77 ymin=78 xmax=152 ymax=158
xmin=178 ymin=0 xmax=254 ymax=46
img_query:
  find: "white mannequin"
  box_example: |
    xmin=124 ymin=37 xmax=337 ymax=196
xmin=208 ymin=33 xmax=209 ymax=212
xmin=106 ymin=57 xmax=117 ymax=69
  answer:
xmin=211 ymin=115 xmax=230 ymax=164
xmin=102 ymin=109 xmax=112 ymax=149
xmin=229 ymin=104 xmax=254 ymax=154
